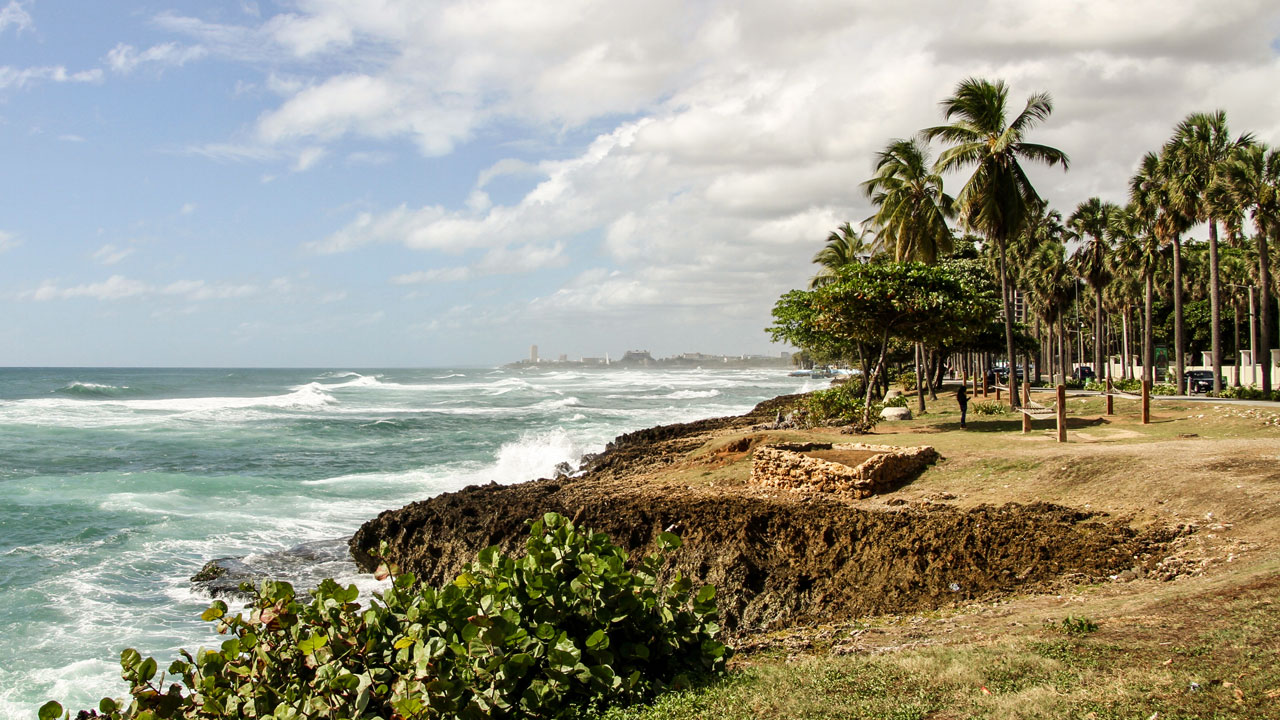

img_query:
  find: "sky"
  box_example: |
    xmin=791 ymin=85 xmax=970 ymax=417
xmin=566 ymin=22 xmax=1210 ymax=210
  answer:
xmin=2 ymin=1 xmax=1279 ymax=367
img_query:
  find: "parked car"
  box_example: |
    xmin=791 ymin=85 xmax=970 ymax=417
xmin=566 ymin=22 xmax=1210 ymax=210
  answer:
xmin=1073 ymin=366 xmax=1096 ymax=382
xmin=987 ymin=365 xmax=1024 ymax=385
xmin=1184 ymin=370 xmax=1221 ymax=394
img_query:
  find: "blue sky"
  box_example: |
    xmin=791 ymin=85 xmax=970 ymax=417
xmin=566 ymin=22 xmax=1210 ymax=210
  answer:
xmin=2 ymin=1 xmax=1279 ymax=367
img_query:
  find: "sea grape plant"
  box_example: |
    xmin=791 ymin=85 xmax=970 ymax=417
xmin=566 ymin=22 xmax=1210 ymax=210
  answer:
xmin=46 ymin=513 xmax=726 ymax=719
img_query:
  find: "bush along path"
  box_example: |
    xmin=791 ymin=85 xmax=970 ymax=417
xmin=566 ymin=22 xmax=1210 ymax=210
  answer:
xmin=43 ymin=514 xmax=726 ymax=720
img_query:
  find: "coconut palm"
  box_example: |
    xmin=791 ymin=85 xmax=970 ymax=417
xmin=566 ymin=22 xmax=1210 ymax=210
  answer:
xmin=1130 ymin=150 xmax=1193 ymax=391
xmin=862 ymin=138 xmax=954 ymax=264
xmin=1220 ymin=143 xmax=1280 ymax=394
xmin=1068 ymin=198 xmax=1117 ymax=379
xmin=1165 ymin=111 xmax=1254 ymax=393
xmin=924 ymin=77 xmax=1070 ymax=408
xmin=1026 ymin=239 xmax=1075 ymax=384
xmin=810 ymin=222 xmax=876 ymax=288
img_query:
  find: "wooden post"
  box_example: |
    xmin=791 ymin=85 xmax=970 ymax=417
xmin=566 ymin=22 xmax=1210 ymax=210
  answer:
xmin=973 ymin=373 xmax=978 ymax=397
xmin=1105 ymin=377 xmax=1114 ymax=416
xmin=1142 ymin=379 xmax=1151 ymax=425
xmin=982 ymin=372 xmax=989 ymax=397
xmin=1021 ymin=381 xmax=1032 ymax=434
xmin=996 ymin=385 xmax=1001 ymax=401
xmin=1056 ymin=384 xmax=1067 ymax=442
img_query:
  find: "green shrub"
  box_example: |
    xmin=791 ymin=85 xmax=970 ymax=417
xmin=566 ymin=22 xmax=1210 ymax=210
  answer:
xmin=897 ymin=371 xmax=917 ymax=391
xmin=1059 ymin=616 xmax=1099 ymax=636
xmin=970 ymin=401 xmax=1008 ymax=416
xmin=1084 ymin=378 xmax=1142 ymax=393
xmin=50 ymin=514 xmax=725 ymax=720
xmin=801 ymin=384 xmax=880 ymax=433
xmin=882 ymin=394 xmax=908 ymax=409
xmin=1112 ymin=378 xmax=1142 ymax=392
xmin=1151 ymin=383 xmax=1177 ymax=396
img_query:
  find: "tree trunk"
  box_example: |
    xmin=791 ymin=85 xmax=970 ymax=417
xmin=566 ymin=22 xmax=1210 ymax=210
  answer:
xmin=1121 ymin=307 xmax=1131 ymax=381
xmin=996 ymin=238 xmax=1021 ymax=409
xmin=1144 ymin=270 xmax=1155 ymax=385
xmin=1209 ymin=219 xmax=1223 ymax=393
xmin=1172 ymin=236 xmax=1185 ymax=393
xmin=1094 ymin=286 xmax=1105 ymax=380
xmin=1233 ymin=297 xmax=1242 ymax=387
xmin=1259 ymin=225 xmax=1273 ymax=395
xmin=915 ymin=343 xmax=926 ymax=414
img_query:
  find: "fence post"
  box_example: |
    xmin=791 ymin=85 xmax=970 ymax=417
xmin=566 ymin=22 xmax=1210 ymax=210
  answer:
xmin=1142 ymin=379 xmax=1151 ymax=425
xmin=1056 ymin=384 xmax=1067 ymax=442
xmin=1106 ymin=378 xmax=1114 ymax=416
xmin=1021 ymin=381 xmax=1032 ymax=434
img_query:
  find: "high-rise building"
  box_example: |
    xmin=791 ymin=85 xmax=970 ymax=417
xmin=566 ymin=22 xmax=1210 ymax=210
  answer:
xmin=530 ymin=345 xmax=538 ymax=363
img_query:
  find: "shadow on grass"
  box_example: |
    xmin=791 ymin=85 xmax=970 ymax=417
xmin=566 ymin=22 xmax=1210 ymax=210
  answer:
xmin=933 ymin=416 xmax=1111 ymax=433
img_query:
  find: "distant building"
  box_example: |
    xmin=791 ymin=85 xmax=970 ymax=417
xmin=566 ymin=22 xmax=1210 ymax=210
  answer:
xmin=530 ymin=345 xmax=538 ymax=363
xmin=619 ymin=349 xmax=655 ymax=365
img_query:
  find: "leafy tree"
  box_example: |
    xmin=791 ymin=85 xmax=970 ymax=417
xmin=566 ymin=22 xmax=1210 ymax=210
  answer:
xmin=769 ymin=262 xmax=999 ymax=424
xmin=924 ymin=77 xmax=1070 ymax=408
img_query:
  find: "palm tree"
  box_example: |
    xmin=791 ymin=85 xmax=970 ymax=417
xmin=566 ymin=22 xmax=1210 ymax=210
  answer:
xmin=924 ymin=77 xmax=1070 ymax=408
xmin=862 ymin=138 xmax=954 ymax=264
xmin=810 ymin=222 xmax=875 ymax=288
xmin=1131 ymin=151 xmax=1192 ymax=391
xmin=1220 ymin=143 xmax=1280 ymax=394
xmin=862 ymin=137 xmax=956 ymax=410
xmin=1068 ymin=198 xmax=1117 ymax=380
xmin=1026 ymin=239 xmax=1075 ymax=384
xmin=1166 ymin=111 xmax=1254 ymax=393
xmin=1109 ymin=203 xmax=1162 ymax=384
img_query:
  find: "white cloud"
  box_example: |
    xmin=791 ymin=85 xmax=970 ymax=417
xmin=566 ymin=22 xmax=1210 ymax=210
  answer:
xmin=145 ymin=1 xmax=1280 ymax=349
xmin=58 ymin=133 xmax=85 ymax=142
xmin=0 ymin=65 xmax=102 ymax=90
xmin=92 ymin=243 xmax=134 ymax=265
xmin=106 ymin=42 xmax=207 ymax=74
xmin=292 ymin=145 xmax=326 ymax=171
xmin=23 ymin=276 xmax=261 ymax=302
xmin=180 ymin=202 xmax=196 ymax=214
xmin=0 ymin=1 xmax=32 ymax=34
xmin=0 ymin=230 xmax=19 ymax=253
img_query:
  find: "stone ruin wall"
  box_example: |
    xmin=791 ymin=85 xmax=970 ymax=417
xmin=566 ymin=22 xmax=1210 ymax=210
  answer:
xmin=751 ymin=442 xmax=939 ymax=498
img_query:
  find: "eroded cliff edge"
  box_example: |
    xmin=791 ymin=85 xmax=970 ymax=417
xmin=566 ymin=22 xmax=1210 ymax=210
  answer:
xmin=349 ymin=396 xmax=1176 ymax=638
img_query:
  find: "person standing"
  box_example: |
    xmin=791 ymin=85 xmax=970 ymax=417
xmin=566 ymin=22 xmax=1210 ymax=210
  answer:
xmin=956 ymin=386 xmax=969 ymax=428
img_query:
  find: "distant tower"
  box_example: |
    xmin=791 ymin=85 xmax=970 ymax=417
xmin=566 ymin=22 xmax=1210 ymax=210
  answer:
xmin=530 ymin=345 xmax=539 ymax=363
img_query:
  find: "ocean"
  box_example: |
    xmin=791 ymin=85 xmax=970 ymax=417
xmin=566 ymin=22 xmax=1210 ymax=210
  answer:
xmin=0 ymin=366 xmax=815 ymax=716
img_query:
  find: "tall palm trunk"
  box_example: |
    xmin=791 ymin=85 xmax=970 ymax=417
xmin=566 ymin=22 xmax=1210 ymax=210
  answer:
xmin=1094 ymin=287 xmax=1105 ymax=379
xmin=1121 ymin=307 xmax=1131 ymax=381
xmin=1208 ymin=220 xmax=1223 ymax=393
xmin=1144 ymin=270 xmax=1155 ymax=385
xmin=915 ymin=343 xmax=926 ymax=414
xmin=1259 ymin=227 xmax=1273 ymax=395
xmin=996 ymin=238 xmax=1021 ymax=408
xmin=1172 ymin=236 xmax=1185 ymax=392
xmin=1233 ymin=297 xmax=1242 ymax=387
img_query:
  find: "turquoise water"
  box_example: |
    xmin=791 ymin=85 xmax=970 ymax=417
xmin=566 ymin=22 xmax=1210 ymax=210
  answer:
xmin=0 ymin=366 xmax=814 ymax=716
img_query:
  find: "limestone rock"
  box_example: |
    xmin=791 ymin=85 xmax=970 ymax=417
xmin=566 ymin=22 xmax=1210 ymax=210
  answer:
xmin=880 ymin=406 xmax=912 ymax=421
